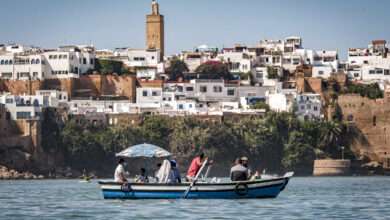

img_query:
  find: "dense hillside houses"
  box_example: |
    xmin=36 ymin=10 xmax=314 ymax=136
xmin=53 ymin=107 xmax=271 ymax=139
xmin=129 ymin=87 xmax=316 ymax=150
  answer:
xmin=0 ymin=2 xmax=389 ymax=141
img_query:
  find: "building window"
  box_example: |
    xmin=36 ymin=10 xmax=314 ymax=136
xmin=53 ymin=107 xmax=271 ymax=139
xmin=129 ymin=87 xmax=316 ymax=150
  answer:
xmin=186 ymin=87 xmax=194 ymax=92
xmin=152 ymin=91 xmax=160 ymax=96
xmin=369 ymin=70 xmax=375 ymax=74
xmin=63 ymin=55 xmax=68 ymax=59
xmin=313 ymin=106 xmax=318 ymax=111
xmin=385 ymin=70 xmax=390 ymax=75
xmin=90 ymin=58 xmax=94 ymax=64
xmin=200 ymin=86 xmax=207 ymax=93
xmin=31 ymin=59 xmax=35 ymax=64
xmin=4 ymin=60 xmax=8 ymax=65
xmin=0 ymin=60 xmax=4 ymax=65
xmin=318 ymin=71 xmax=324 ymax=75
xmin=213 ymin=86 xmax=222 ymax=93
xmin=373 ymin=116 xmax=377 ymax=126
xmin=142 ymin=91 xmax=148 ymax=96
xmin=227 ymin=89 xmax=235 ymax=96
xmin=178 ymin=104 xmax=184 ymax=109
xmin=83 ymin=58 xmax=87 ymax=64
xmin=16 ymin=112 xmax=32 ymax=119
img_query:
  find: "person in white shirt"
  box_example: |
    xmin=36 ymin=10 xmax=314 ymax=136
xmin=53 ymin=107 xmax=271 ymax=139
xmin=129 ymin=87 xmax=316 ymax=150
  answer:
xmin=114 ymin=158 xmax=128 ymax=183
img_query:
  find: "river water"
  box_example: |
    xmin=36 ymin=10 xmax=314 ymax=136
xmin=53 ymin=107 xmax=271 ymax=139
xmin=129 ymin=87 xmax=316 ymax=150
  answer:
xmin=0 ymin=177 xmax=389 ymax=220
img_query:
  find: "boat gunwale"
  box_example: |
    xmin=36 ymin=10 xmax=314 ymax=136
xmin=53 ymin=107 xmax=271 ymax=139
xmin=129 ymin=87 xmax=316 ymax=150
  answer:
xmin=98 ymin=177 xmax=288 ymax=187
xmin=101 ymin=182 xmax=286 ymax=193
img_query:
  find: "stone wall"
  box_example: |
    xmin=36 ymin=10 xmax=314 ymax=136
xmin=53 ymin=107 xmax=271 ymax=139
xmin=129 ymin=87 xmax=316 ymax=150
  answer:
xmin=338 ymin=94 xmax=390 ymax=164
xmin=0 ymin=75 xmax=137 ymax=101
xmin=296 ymin=77 xmax=323 ymax=94
xmin=0 ymin=79 xmax=42 ymax=95
xmin=313 ymin=159 xmax=351 ymax=176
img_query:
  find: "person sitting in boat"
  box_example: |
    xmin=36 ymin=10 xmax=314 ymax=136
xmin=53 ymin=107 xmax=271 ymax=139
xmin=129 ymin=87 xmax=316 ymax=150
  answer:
xmin=168 ymin=160 xmax=181 ymax=184
xmin=156 ymin=159 xmax=171 ymax=183
xmin=241 ymin=156 xmax=252 ymax=178
xmin=154 ymin=163 xmax=162 ymax=182
xmin=186 ymin=152 xmax=213 ymax=181
xmin=114 ymin=158 xmax=128 ymax=183
xmin=230 ymin=158 xmax=248 ymax=181
xmin=136 ymin=168 xmax=149 ymax=183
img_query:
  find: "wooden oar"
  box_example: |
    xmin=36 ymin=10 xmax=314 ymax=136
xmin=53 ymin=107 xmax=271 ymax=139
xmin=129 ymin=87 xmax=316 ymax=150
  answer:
xmin=183 ymin=159 xmax=208 ymax=199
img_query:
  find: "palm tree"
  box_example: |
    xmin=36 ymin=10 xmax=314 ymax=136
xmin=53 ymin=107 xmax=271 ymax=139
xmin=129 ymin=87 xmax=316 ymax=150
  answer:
xmin=320 ymin=121 xmax=343 ymax=155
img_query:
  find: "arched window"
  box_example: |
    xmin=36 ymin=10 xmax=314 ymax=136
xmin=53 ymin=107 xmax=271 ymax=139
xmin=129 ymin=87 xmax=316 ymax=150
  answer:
xmin=31 ymin=59 xmax=35 ymax=64
xmin=4 ymin=60 xmax=8 ymax=65
xmin=35 ymin=59 xmax=40 ymax=64
xmin=0 ymin=60 xmax=4 ymax=65
xmin=9 ymin=60 xmax=12 ymax=64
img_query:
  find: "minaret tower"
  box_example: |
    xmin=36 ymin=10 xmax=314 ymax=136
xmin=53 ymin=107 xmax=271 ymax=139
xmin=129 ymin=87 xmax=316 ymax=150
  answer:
xmin=146 ymin=0 xmax=164 ymax=59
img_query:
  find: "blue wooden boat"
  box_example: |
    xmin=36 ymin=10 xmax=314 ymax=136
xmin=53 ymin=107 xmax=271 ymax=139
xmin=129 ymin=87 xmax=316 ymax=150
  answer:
xmin=98 ymin=172 xmax=293 ymax=199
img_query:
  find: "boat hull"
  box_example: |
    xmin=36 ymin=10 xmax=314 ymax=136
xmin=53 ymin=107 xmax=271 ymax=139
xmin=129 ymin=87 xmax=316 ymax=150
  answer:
xmin=99 ymin=177 xmax=290 ymax=199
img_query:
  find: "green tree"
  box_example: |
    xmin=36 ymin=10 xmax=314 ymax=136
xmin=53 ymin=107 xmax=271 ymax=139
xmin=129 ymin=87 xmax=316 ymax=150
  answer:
xmin=195 ymin=61 xmax=232 ymax=79
xmin=319 ymin=121 xmax=343 ymax=157
xmin=282 ymin=131 xmax=316 ymax=175
xmin=166 ymin=58 xmax=189 ymax=80
xmin=95 ymin=59 xmax=127 ymax=75
xmin=251 ymin=101 xmax=270 ymax=112
xmin=345 ymin=83 xmax=383 ymax=99
xmin=267 ymin=66 xmax=279 ymax=79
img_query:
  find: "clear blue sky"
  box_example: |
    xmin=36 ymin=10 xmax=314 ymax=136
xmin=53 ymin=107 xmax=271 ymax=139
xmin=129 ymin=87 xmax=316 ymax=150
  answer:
xmin=1 ymin=0 xmax=389 ymax=59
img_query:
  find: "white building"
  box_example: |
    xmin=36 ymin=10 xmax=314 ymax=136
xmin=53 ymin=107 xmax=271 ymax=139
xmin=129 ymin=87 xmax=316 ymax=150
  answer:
xmin=68 ymin=99 xmax=135 ymax=114
xmin=0 ymin=90 xmax=68 ymax=120
xmin=113 ymin=48 xmax=164 ymax=80
xmin=136 ymin=87 xmax=163 ymax=106
xmin=216 ymin=45 xmax=255 ymax=73
xmin=180 ymin=51 xmax=214 ymax=73
xmin=295 ymin=93 xmax=322 ymax=120
xmin=251 ymin=66 xmax=282 ymax=86
xmin=0 ymin=44 xmax=96 ymax=80
xmin=347 ymin=40 xmax=390 ymax=81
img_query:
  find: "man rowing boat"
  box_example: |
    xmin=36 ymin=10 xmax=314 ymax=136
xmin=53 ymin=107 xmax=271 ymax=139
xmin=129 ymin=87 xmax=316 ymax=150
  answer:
xmin=186 ymin=152 xmax=213 ymax=181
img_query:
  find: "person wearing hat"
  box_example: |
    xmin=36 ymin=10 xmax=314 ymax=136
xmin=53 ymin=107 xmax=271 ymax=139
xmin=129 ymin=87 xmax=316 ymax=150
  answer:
xmin=230 ymin=158 xmax=248 ymax=181
xmin=241 ymin=156 xmax=252 ymax=178
xmin=114 ymin=158 xmax=128 ymax=183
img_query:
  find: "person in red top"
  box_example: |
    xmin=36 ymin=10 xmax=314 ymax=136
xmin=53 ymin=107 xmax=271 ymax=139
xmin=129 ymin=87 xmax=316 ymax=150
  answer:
xmin=186 ymin=153 xmax=206 ymax=181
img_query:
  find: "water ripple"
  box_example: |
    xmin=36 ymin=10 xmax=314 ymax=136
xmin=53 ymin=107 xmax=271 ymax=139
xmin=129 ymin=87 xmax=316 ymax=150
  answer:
xmin=0 ymin=177 xmax=389 ymax=219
